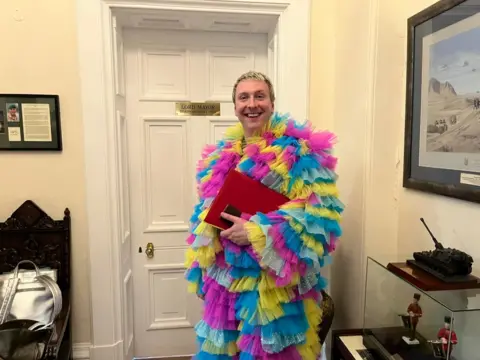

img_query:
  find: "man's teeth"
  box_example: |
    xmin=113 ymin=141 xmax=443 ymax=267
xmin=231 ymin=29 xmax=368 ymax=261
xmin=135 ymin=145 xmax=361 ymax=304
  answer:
xmin=247 ymin=114 xmax=260 ymax=117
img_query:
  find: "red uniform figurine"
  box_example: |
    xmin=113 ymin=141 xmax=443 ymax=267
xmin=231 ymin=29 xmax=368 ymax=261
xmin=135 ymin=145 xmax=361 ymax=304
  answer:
xmin=437 ymin=316 xmax=458 ymax=356
xmin=407 ymin=293 xmax=423 ymax=341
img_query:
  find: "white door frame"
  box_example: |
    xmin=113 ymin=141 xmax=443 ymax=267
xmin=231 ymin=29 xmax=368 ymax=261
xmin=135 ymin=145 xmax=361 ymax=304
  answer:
xmin=76 ymin=1 xmax=311 ymax=359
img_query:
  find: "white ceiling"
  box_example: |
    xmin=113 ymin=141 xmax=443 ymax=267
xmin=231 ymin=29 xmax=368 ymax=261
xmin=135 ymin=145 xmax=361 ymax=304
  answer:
xmin=115 ymin=9 xmax=278 ymax=34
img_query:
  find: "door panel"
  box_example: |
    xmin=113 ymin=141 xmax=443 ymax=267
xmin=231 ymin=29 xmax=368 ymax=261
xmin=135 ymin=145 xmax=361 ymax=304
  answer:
xmin=140 ymin=48 xmax=190 ymax=101
xmin=206 ymin=47 xmax=257 ymax=101
xmin=125 ymin=28 xmax=268 ymax=357
xmin=142 ymin=117 xmax=190 ymax=233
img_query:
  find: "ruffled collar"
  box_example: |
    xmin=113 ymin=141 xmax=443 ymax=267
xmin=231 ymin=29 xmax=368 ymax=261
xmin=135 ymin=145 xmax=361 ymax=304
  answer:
xmin=223 ymin=112 xmax=291 ymax=155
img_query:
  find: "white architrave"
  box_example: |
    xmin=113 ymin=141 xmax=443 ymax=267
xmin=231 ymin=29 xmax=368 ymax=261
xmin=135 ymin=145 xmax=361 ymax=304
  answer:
xmin=76 ymin=1 xmax=311 ymax=359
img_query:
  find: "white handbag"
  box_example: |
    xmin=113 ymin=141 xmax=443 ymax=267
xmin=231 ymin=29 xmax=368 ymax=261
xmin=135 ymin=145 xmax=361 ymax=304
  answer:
xmin=0 ymin=260 xmax=62 ymax=329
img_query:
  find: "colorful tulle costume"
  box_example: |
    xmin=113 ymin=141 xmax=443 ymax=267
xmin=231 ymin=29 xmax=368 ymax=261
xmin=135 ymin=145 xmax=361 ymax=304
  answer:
xmin=185 ymin=112 xmax=344 ymax=359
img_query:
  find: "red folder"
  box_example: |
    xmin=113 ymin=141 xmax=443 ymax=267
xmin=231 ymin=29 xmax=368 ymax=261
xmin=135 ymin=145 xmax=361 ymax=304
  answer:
xmin=204 ymin=169 xmax=290 ymax=230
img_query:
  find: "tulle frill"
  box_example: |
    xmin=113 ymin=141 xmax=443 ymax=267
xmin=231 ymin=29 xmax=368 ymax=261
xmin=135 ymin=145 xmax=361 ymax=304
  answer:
xmin=185 ymin=112 xmax=344 ymax=359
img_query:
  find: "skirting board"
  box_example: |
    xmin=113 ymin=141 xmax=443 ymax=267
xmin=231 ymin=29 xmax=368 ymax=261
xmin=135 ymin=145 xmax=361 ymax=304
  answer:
xmin=73 ymin=343 xmax=92 ymax=360
xmin=71 ymin=344 xmax=196 ymax=360
xmin=81 ymin=340 xmax=123 ymax=360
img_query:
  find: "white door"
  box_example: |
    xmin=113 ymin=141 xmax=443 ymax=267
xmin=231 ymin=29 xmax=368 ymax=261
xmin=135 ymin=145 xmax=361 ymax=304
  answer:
xmin=124 ymin=28 xmax=268 ymax=357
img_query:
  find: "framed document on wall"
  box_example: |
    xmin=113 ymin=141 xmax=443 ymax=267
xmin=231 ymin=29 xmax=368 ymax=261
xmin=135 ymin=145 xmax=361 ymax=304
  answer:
xmin=0 ymin=94 xmax=62 ymax=151
xmin=403 ymin=0 xmax=480 ymax=203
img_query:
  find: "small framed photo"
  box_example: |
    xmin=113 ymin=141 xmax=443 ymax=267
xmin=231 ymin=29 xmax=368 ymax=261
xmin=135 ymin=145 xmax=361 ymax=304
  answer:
xmin=0 ymin=94 xmax=62 ymax=151
xmin=403 ymin=0 xmax=480 ymax=203
xmin=6 ymin=103 xmax=20 ymax=122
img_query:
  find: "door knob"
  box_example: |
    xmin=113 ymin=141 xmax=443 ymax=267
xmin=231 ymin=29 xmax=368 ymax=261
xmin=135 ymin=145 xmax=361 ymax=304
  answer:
xmin=145 ymin=242 xmax=154 ymax=258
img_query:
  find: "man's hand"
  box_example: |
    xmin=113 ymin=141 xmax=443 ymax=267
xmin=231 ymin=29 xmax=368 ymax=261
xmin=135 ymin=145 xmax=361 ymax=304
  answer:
xmin=220 ymin=212 xmax=250 ymax=246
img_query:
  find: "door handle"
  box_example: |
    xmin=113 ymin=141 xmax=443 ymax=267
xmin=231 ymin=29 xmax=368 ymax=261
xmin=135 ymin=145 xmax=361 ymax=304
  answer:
xmin=138 ymin=242 xmax=155 ymax=258
xmin=145 ymin=242 xmax=154 ymax=258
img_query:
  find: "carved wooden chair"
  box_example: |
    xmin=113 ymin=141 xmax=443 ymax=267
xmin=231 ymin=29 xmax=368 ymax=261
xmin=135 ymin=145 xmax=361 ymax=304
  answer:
xmin=0 ymin=200 xmax=72 ymax=359
xmin=318 ymin=289 xmax=335 ymax=346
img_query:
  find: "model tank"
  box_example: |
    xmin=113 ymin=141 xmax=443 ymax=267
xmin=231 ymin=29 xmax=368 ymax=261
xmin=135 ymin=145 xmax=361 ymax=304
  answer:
xmin=412 ymin=218 xmax=473 ymax=278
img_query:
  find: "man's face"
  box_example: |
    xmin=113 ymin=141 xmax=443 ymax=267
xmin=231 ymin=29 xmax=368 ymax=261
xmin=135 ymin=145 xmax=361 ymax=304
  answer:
xmin=234 ymin=79 xmax=274 ymax=136
xmin=8 ymin=108 xmax=16 ymax=116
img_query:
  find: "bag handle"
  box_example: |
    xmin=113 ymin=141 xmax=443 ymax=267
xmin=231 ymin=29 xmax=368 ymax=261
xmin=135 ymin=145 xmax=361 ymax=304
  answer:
xmin=28 ymin=275 xmax=63 ymax=331
xmin=0 ymin=277 xmax=19 ymax=325
xmin=43 ymin=275 xmax=62 ymax=321
xmin=13 ymin=260 xmax=41 ymax=278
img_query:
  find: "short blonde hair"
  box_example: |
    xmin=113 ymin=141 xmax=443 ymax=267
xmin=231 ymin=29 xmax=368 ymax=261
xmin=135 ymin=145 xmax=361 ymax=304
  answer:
xmin=232 ymin=71 xmax=275 ymax=104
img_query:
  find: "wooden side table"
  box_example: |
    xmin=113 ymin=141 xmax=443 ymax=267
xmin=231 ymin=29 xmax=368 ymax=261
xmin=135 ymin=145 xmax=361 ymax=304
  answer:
xmin=331 ymin=329 xmax=373 ymax=360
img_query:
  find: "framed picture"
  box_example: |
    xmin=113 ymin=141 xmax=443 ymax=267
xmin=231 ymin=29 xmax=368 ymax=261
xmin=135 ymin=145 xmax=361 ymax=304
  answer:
xmin=0 ymin=94 xmax=62 ymax=151
xmin=404 ymin=0 xmax=480 ymax=203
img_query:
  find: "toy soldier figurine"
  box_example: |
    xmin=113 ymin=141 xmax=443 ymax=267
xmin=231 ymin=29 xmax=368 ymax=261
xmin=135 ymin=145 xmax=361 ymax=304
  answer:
xmin=437 ymin=316 xmax=458 ymax=357
xmin=406 ymin=293 xmax=422 ymax=343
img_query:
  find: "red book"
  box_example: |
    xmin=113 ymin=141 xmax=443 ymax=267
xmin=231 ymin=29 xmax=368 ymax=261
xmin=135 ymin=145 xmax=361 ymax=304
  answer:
xmin=204 ymin=169 xmax=290 ymax=230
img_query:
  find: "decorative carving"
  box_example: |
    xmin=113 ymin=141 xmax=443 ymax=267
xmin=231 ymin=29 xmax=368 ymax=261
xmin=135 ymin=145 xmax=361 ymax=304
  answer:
xmin=0 ymin=235 xmax=62 ymax=274
xmin=0 ymin=200 xmax=70 ymax=291
xmin=0 ymin=200 xmax=69 ymax=231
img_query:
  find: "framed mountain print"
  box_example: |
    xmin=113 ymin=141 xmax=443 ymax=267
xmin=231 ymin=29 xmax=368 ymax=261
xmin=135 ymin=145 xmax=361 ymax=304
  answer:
xmin=404 ymin=0 xmax=480 ymax=203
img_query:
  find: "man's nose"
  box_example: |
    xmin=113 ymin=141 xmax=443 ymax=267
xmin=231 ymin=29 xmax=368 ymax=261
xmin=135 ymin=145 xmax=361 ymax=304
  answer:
xmin=247 ymin=96 xmax=257 ymax=107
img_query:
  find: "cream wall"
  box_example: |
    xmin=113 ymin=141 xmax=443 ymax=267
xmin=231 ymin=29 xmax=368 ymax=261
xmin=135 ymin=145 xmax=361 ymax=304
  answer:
xmin=310 ymin=0 xmax=480 ymax=349
xmin=0 ymin=0 xmax=91 ymax=344
xmin=310 ymin=0 xmax=380 ymax=328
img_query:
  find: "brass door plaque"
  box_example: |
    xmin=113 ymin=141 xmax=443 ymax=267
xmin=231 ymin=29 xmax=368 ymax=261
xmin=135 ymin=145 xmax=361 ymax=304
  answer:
xmin=175 ymin=102 xmax=221 ymax=116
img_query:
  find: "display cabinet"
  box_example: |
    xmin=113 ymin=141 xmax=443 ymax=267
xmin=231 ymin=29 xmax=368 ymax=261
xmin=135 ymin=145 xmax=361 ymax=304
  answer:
xmin=362 ymin=257 xmax=480 ymax=360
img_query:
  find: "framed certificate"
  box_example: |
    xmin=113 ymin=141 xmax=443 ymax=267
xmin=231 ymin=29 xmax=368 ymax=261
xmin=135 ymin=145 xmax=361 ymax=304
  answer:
xmin=0 ymin=94 xmax=62 ymax=151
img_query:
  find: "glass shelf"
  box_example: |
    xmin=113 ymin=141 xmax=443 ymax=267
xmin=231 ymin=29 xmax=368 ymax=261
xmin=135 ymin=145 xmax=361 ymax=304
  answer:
xmin=369 ymin=257 xmax=480 ymax=312
xmin=362 ymin=257 xmax=479 ymax=360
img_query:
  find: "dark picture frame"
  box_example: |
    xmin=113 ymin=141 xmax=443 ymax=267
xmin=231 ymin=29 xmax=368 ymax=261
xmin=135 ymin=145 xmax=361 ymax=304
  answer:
xmin=0 ymin=94 xmax=62 ymax=151
xmin=403 ymin=0 xmax=480 ymax=203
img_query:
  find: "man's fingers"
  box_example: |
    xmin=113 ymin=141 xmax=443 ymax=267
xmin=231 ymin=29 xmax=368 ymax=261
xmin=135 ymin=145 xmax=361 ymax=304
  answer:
xmin=221 ymin=212 xmax=240 ymax=223
xmin=220 ymin=227 xmax=233 ymax=238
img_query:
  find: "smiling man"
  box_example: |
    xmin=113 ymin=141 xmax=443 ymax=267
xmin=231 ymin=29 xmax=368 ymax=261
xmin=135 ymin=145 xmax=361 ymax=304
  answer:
xmin=233 ymin=71 xmax=275 ymax=138
xmin=185 ymin=71 xmax=344 ymax=359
